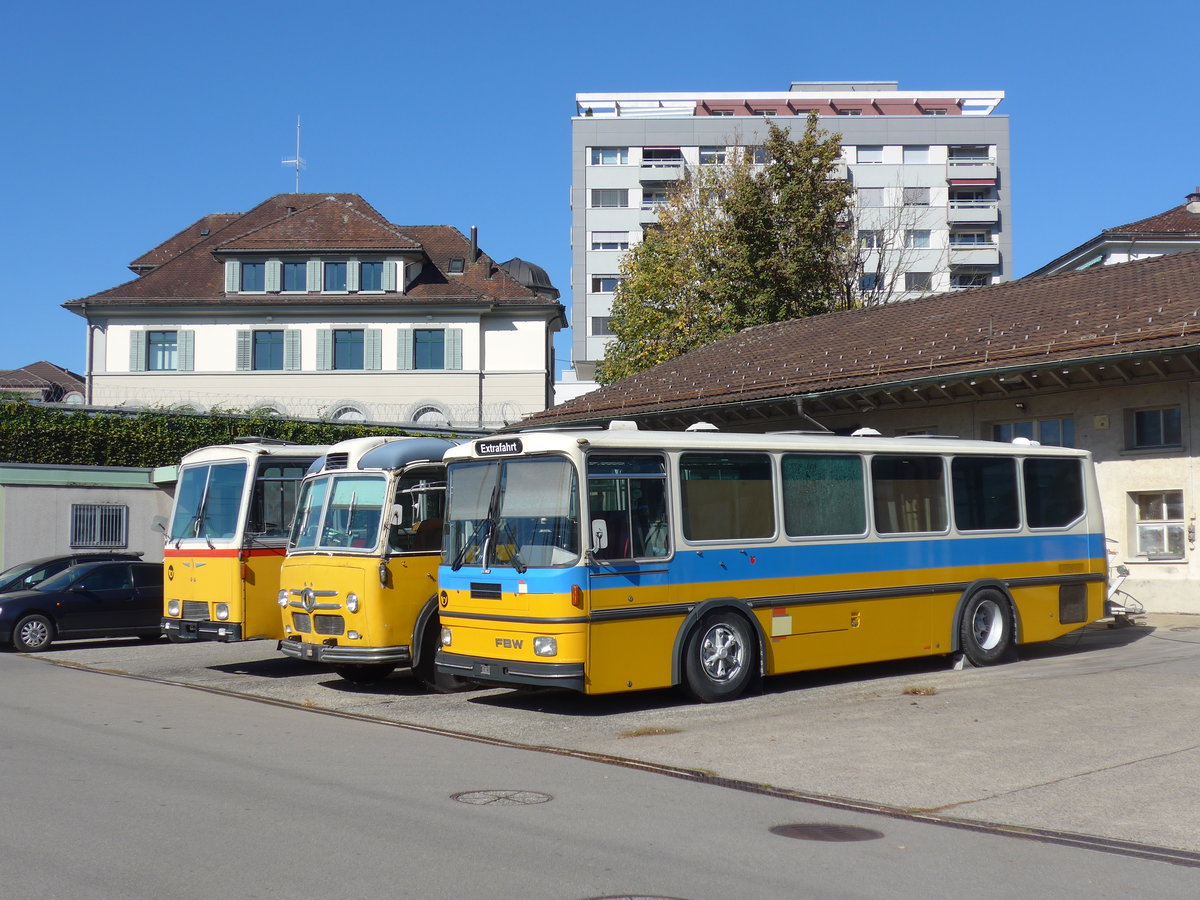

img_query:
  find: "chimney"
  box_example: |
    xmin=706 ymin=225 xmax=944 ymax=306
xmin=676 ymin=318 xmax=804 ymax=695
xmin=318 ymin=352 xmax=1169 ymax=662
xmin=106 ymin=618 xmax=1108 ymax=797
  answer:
xmin=470 ymin=225 xmax=478 ymax=262
xmin=1187 ymin=187 xmax=1200 ymax=215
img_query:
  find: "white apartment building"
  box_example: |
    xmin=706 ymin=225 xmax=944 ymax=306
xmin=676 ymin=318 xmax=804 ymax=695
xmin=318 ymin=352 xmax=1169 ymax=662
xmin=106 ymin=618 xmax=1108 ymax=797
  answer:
xmin=571 ymin=81 xmax=1010 ymax=380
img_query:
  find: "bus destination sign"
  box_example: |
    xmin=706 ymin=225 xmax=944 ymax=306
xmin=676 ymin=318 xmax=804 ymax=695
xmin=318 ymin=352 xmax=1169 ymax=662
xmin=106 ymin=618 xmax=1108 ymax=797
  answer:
xmin=476 ymin=438 xmax=523 ymax=456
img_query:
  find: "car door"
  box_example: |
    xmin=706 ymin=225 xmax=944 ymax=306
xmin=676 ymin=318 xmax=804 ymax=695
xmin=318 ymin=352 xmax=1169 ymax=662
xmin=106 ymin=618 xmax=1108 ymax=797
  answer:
xmin=131 ymin=564 xmax=164 ymax=630
xmin=55 ymin=563 xmax=138 ymax=636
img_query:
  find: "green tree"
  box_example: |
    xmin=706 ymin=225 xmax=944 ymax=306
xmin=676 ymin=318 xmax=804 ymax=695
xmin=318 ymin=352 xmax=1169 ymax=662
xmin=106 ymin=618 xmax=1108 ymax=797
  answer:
xmin=598 ymin=115 xmax=854 ymax=384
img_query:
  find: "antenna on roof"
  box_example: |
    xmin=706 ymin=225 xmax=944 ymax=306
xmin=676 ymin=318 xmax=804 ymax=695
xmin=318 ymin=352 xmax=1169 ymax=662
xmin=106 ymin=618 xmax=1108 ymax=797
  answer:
xmin=281 ymin=116 xmax=306 ymax=193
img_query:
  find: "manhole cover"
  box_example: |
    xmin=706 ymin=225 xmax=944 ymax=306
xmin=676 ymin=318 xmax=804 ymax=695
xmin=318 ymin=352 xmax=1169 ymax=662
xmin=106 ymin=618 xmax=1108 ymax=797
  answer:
xmin=770 ymin=823 xmax=884 ymax=842
xmin=451 ymin=789 xmax=552 ymax=806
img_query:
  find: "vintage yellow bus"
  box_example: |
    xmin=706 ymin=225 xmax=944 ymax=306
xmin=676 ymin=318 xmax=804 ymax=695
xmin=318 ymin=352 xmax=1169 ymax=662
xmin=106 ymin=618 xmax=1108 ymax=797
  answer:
xmin=162 ymin=441 xmax=327 ymax=642
xmin=278 ymin=436 xmax=458 ymax=686
xmin=435 ymin=424 xmax=1107 ymax=702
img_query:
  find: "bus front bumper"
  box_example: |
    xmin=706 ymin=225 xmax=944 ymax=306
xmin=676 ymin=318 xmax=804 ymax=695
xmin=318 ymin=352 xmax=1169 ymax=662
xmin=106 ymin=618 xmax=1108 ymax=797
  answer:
xmin=162 ymin=618 xmax=244 ymax=642
xmin=279 ymin=637 xmax=411 ymax=666
xmin=437 ymin=651 xmax=584 ymax=691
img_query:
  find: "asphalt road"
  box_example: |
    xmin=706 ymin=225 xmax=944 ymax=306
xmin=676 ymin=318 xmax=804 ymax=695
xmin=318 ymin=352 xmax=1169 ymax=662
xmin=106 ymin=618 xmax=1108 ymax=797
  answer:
xmin=4 ymin=646 xmax=1200 ymax=899
xmin=12 ymin=613 xmax=1200 ymax=870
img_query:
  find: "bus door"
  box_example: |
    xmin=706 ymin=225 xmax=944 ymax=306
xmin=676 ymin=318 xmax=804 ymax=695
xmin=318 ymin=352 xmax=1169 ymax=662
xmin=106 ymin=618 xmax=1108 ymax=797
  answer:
xmin=585 ymin=455 xmax=674 ymax=692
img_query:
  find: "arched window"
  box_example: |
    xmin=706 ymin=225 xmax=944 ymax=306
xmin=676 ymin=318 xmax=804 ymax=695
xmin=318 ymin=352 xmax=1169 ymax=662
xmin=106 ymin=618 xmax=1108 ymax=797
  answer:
xmin=413 ymin=406 xmax=450 ymax=426
xmin=332 ymin=405 xmax=366 ymax=423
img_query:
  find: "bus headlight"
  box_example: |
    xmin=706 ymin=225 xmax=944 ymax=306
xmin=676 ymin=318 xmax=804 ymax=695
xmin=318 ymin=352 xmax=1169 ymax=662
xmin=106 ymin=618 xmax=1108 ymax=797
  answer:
xmin=440 ymin=627 xmax=452 ymax=647
xmin=346 ymin=593 xmax=359 ymax=614
xmin=534 ymin=636 xmax=558 ymax=657
xmin=278 ymin=590 xmax=288 ymax=608
xmin=167 ymin=600 xmax=180 ymax=617
xmin=215 ymin=603 xmax=230 ymax=621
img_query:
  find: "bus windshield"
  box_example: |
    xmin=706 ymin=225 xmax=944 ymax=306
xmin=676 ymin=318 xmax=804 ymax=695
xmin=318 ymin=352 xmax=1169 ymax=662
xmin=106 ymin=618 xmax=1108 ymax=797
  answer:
xmin=289 ymin=474 xmax=388 ymax=551
xmin=447 ymin=457 xmax=580 ymax=570
xmin=169 ymin=462 xmax=249 ymax=541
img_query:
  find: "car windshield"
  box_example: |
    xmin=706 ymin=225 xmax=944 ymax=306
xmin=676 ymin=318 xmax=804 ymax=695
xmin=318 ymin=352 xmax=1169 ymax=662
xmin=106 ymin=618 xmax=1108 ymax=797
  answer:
xmin=446 ymin=457 xmax=580 ymax=569
xmin=0 ymin=561 xmax=39 ymax=590
xmin=289 ymin=474 xmax=388 ymax=551
xmin=169 ymin=462 xmax=249 ymax=540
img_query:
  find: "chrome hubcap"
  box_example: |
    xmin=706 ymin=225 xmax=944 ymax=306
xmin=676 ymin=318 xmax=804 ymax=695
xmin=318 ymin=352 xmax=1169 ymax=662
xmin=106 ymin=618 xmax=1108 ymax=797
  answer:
xmin=700 ymin=623 xmax=746 ymax=683
xmin=972 ymin=600 xmax=1004 ymax=650
xmin=19 ymin=620 xmax=48 ymax=648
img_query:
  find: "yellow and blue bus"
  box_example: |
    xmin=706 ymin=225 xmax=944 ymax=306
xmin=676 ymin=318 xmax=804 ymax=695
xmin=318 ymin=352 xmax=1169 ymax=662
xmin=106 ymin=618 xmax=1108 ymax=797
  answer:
xmin=435 ymin=424 xmax=1107 ymax=702
xmin=162 ymin=441 xmax=327 ymax=642
xmin=278 ymin=436 xmax=458 ymax=685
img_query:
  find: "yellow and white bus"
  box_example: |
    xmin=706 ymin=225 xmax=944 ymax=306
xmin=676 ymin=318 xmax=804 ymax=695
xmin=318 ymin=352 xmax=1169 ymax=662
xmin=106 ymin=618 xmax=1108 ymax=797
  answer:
xmin=435 ymin=424 xmax=1107 ymax=702
xmin=162 ymin=441 xmax=327 ymax=642
xmin=278 ymin=436 xmax=458 ymax=685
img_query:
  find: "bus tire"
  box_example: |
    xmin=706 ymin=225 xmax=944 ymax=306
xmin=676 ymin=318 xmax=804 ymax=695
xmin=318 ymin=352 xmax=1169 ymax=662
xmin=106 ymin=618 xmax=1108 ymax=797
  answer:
xmin=333 ymin=663 xmax=394 ymax=684
xmin=13 ymin=614 xmax=54 ymax=652
xmin=682 ymin=610 xmax=755 ymax=703
xmin=414 ymin=617 xmax=470 ymax=693
xmin=959 ymin=589 xmax=1014 ymax=667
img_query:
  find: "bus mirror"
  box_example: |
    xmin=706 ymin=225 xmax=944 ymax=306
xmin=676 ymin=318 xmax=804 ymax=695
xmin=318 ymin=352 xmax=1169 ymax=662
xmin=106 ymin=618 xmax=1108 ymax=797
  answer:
xmin=389 ymin=505 xmax=405 ymax=526
xmin=151 ymin=516 xmax=167 ymax=536
xmin=591 ymin=518 xmax=609 ymax=552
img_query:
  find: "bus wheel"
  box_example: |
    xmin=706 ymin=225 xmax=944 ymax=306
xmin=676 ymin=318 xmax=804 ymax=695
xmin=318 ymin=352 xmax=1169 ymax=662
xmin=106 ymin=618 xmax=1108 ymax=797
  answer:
xmin=415 ymin=619 xmax=470 ymax=693
xmin=333 ymin=664 xmax=394 ymax=684
xmin=13 ymin=614 xmax=54 ymax=652
xmin=682 ymin=611 xmax=754 ymax=703
xmin=959 ymin=590 xmax=1013 ymax=667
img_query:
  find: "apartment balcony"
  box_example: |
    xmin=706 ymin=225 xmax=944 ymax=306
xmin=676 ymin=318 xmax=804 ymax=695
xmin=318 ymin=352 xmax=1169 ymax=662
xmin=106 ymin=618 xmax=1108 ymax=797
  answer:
xmin=641 ymin=155 xmax=685 ymax=178
xmin=829 ymin=162 xmax=848 ymax=180
xmin=947 ymin=200 xmax=999 ymax=224
xmin=946 ymin=158 xmax=997 ymax=181
xmin=949 ymin=243 xmax=1000 ymax=266
xmin=639 ymin=204 xmax=666 ymax=224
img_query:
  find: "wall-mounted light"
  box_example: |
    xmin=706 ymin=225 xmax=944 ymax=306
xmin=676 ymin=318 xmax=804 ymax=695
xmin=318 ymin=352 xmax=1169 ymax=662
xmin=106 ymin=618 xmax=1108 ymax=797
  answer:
xmin=1015 ymin=402 xmax=1026 ymax=411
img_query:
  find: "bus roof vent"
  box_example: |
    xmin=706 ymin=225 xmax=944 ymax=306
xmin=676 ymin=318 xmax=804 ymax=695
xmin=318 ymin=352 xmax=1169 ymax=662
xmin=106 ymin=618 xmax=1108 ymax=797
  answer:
xmin=325 ymin=452 xmax=350 ymax=470
xmin=851 ymin=427 xmax=882 ymax=437
xmin=685 ymin=422 xmax=718 ymax=432
xmin=608 ymin=420 xmax=640 ymax=431
xmin=1011 ymin=437 xmax=1041 ymax=446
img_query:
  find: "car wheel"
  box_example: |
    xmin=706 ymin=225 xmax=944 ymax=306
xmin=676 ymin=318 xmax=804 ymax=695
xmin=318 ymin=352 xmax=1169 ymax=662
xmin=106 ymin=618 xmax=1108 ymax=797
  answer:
xmin=681 ymin=610 xmax=755 ymax=702
xmin=959 ymin=589 xmax=1014 ymax=666
xmin=13 ymin=614 xmax=54 ymax=652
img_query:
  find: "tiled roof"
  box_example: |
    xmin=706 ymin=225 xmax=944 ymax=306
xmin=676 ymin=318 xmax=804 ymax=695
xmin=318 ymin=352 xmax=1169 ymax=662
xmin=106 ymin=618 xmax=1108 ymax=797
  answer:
xmin=526 ymin=248 xmax=1200 ymax=426
xmin=1105 ymin=203 xmax=1200 ymax=237
xmin=0 ymin=361 xmax=85 ymax=392
xmin=64 ymin=194 xmax=557 ymax=310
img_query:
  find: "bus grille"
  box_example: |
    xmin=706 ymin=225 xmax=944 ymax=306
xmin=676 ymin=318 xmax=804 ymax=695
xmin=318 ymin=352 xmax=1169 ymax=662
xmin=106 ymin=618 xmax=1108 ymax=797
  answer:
xmin=291 ymin=613 xmax=312 ymax=633
xmin=182 ymin=601 xmax=209 ymax=620
xmin=313 ymin=615 xmax=345 ymax=636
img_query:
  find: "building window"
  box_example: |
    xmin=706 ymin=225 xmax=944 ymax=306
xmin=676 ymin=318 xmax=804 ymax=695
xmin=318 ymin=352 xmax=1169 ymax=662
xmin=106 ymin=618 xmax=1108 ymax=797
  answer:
xmin=333 ymin=329 xmax=364 ymax=370
xmin=447 ymin=257 xmax=465 ymax=273
xmin=750 ymin=146 xmax=769 ymax=165
xmin=591 ymin=276 xmax=620 ymax=293
xmin=902 ymin=145 xmax=930 ymax=164
xmin=951 ymin=188 xmax=992 ymax=207
xmin=858 ymin=230 xmax=882 ymax=249
xmin=331 ymin=405 xmax=366 ymax=423
xmin=837 ymin=109 xmax=862 ymax=116
xmin=240 ymin=262 xmax=265 ymax=292
xmin=859 ymin=273 xmax=879 ymax=291
xmin=857 ymin=188 xmax=884 ymax=208
xmin=903 ymin=187 xmax=930 ymax=207
xmin=1133 ymin=491 xmax=1185 ymax=559
xmin=993 ymin=417 xmax=1074 ymax=447
xmin=591 ymin=317 xmax=615 ymax=336
xmin=147 ymin=331 xmax=177 ymax=371
xmin=591 ymin=189 xmax=629 ymax=208
xmin=642 ymin=148 xmax=683 ymax=167
xmin=252 ymin=330 xmax=284 ymax=370
xmin=951 ymin=231 xmax=992 ymax=246
xmin=324 ymin=262 xmax=348 ymax=291
xmin=414 ymin=329 xmax=445 ymax=369
xmin=641 ymin=186 xmax=671 ymax=209
xmin=282 ymin=262 xmax=307 ymax=291
xmin=904 ymin=272 xmax=932 ymax=291
xmin=413 ymin=406 xmax=450 ymax=426
xmin=951 ymin=271 xmax=991 ymax=289
xmin=590 ymin=147 xmax=629 ymax=165
xmin=360 ymin=262 xmax=384 ymax=291
xmin=923 ymin=108 xmax=948 ymax=116
xmin=71 ymin=504 xmax=128 ymax=548
xmin=1130 ymin=407 xmax=1182 ymax=449
xmin=709 ymin=109 xmax=734 ymax=116
xmin=949 ymin=145 xmax=991 ymax=161
xmin=904 ymin=230 xmax=931 ymax=249
xmin=752 ymin=109 xmax=776 ymax=116
xmin=699 ymin=146 xmax=727 ymax=165
xmin=591 ymin=232 xmax=630 ymax=251
xmin=856 ymin=146 xmax=883 ymax=165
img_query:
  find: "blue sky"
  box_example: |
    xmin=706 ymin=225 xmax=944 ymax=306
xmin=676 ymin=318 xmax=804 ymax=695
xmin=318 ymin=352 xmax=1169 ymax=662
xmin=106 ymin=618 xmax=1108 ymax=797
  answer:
xmin=2 ymin=0 xmax=1194 ymax=378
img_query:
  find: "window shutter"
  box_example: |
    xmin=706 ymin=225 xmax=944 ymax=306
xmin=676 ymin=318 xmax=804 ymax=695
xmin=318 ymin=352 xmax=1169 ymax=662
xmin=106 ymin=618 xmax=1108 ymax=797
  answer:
xmin=284 ymin=330 xmax=301 ymax=370
xmin=265 ymin=260 xmax=281 ymax=292
xmin=316 ymin=329 xmax=332 ymax=370
xmin=365 ymin=328 xmax=382 ymax=370
xmin=383 ymin=260 xmax=398 ymax=292
xmin=225 ymin=260 xmax=240 ymax=292
xmin=397 ymin=330 xmax=414 ymax=370
xmin=177 ymin=330 xmax=195 ymax=371
xmin=236 ymin=330 xmax=252 ymax=370
xmin=307 ymin=259 xmax=321 ymax=292
xmin=446 ymin=328 xmax=463 ymax=370
xmin=129 ymin=331 xmax=146 ymax=372
xmin=347 ymin=260 xmax=360 ymax=293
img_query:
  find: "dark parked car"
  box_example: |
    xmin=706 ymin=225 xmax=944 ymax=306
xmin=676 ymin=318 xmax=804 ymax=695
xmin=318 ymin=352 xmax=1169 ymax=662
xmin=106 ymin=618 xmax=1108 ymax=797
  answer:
xmin=0 ymin=551 xmax=143 ymax=595
xmin=0 ymin=560 xmax=163 ymax=651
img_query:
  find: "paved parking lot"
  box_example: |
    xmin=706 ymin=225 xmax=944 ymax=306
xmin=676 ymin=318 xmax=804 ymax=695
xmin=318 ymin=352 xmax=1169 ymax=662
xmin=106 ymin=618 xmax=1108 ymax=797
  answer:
xmin=23 ymin=613 xmax=1200 ymax=860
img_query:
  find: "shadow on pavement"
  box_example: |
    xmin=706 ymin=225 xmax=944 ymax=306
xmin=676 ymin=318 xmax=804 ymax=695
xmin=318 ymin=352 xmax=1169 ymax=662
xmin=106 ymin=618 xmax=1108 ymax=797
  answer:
xmin=208 ymin=657 xmax=329 ymax=679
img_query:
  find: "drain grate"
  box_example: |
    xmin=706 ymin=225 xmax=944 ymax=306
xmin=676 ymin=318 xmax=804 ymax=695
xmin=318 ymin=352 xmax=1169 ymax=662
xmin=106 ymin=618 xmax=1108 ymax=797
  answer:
xmin=451 ymin=789 xmax=552 ymax=806
xmin=770 ymin=823 xmax=884 ymax=842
